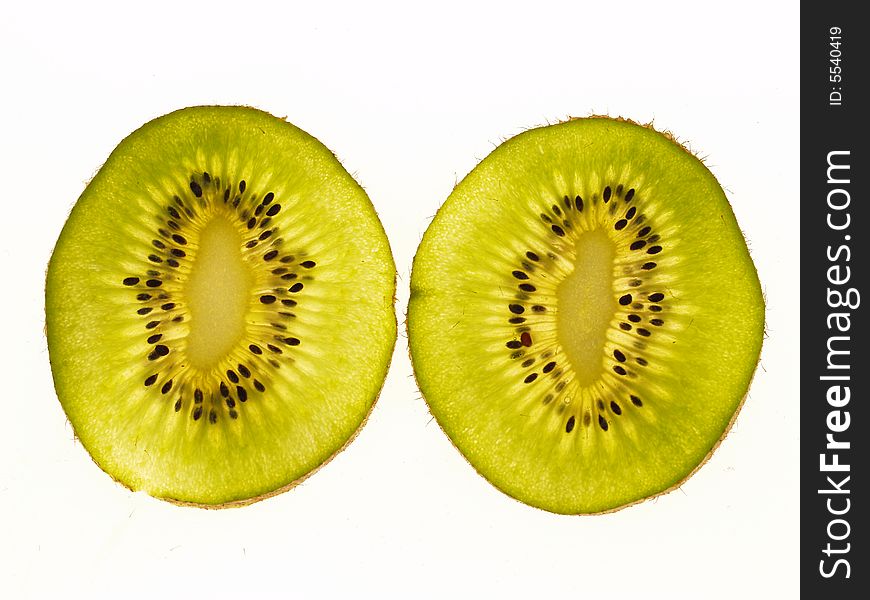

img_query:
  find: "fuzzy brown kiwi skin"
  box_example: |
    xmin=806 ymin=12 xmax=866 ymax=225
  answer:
xmin=408 ymin=115 xmax=766 ymax=515
xmin=48 ymin=274 xmax=398 ymax=510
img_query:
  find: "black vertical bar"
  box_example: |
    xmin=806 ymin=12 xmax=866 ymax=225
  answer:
xmin=802 ymin=4 xmax=866 ymax=597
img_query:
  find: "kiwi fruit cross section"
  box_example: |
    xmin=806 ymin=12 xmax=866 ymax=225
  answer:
xmin=46 ymin=107 xmax=396 ymax=506
xmin=409 ymin=117 xmax=764 ymax=514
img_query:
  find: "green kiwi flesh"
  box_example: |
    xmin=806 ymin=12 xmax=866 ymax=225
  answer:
xmin=408 ymin=117 xmax=764 ymax=514
xmin=46 ymin=106 xmax=397 ymax=506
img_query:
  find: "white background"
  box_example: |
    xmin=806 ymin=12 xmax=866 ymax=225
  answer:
xmin=0 ymin=1 xmax=799 ymax=598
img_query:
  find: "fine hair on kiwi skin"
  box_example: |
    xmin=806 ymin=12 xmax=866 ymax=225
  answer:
xmin=407 ymin=115 xmax=765 ymax=515
xmin=45 ymin=106 xmax=397 ymax=508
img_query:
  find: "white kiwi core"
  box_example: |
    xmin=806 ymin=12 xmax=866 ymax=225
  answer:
xmin=183 ymin=213 xmax=253 ymax=369
xmin=555 ymin=228 xmax=617 ymax=387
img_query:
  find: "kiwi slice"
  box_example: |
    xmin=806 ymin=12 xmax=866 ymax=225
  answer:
xmin=408 ymin=117 xmax=764 ymax=514
xmin=46 ymin=106 xmax=396 ymax=506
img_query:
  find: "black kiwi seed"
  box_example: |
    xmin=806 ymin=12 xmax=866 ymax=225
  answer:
xmin=189 ymin=181 xmax=202 ymax=197
xmin=227 ymin=370 xmax=239 ymax=383
xmin=123 ymin=277 xmax=139 ymax=286
xmin=648 ymin=292 xmax=665 ymax=302
xmin=598 ymin=415 xmax=609 ymax=431
xmin=618 ymin=294 xmax=632 ymax=306
xmin=524 ymin=373 xmax=538 ymax=384
xmin=264 ymin=250 xmax=278 ymax=261
xmin=610 ymin=401 xmax=622 ymax=415
xmin=566 ymin=416 xmax=576 ymax=433
xmin=300 ymin=260 xmax=316 ymax=269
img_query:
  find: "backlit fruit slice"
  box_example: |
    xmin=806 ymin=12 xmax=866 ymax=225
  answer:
xmin=408 ymin=117 xmax=764 ymax=514
xmin=46 ymin=106 xmax=396 ymax=506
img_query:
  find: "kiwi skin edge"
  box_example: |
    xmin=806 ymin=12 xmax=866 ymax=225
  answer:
xmin=407 ymin=115 xmax=765 ymax=515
